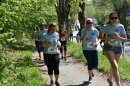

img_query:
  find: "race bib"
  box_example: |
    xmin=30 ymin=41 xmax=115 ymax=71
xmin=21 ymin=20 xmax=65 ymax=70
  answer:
xmin=48 ymin=46 xmax=57 ymax=53
xmin=61 ymin=37 xmax=66 ymax=41
xmin=87 ymin=42 xmax=94 ymax=48
xmin=108 ymin=39 xmax=118 ymax=45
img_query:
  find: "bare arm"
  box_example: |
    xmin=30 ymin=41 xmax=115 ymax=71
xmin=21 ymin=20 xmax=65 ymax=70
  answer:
xmin=98 ymin=32 xmax=110 ymax=41
xmin=116 ymin=33 xmax=127 ymax=42
xmin=81 ymin=30 xmax=88 ymax=44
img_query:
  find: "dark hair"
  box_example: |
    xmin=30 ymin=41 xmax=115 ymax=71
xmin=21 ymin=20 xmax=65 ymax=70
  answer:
xmin=59 ymin=24 xmax=64 ymax=32
xmin=39 ymin=23 xmax=46 ymax=29
xmin=109 ymin=12 xmax=118 ymax=19
xmin=48 ymin=22 xmax=57 ymax=33
xmin=106 ymin=12 xmax=118 ymax=24
xmin=35 ymin=26 xmax=39 ymax=30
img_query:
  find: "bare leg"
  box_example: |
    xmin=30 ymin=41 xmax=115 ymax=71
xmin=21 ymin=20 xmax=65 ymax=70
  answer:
xmin=109 ymin=54 xmax=121 ymax=80
xmin=105 ymin=51 xmax=121 ymax=86
xmin=64 ymin=51 xmax=67 ymax=57
xmin=60 ymin=46 xmax=64 ymax=58
xmin=49 ymin=74 xmax=53 ymax=81
xmin=54 ymin=74 xmax=59 ymax=82
xmin=88 ymin=70 xmax=92 ymax=77
xmin=38 ymin=53 xmax=41 ymax=60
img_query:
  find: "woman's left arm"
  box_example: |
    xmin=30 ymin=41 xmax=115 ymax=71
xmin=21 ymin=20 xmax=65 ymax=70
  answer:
xmin=93 ymin=30 xmax=101 ymax=47
xmin=117 ymin=33 xmax=127 ymax=42
xmin=57 ymin=41 xmax=61 ymax=48
xmin=113 ymin=26 xmax=127 ymax=42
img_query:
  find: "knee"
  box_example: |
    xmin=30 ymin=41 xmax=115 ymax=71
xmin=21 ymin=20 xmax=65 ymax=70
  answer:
xmin=88 ymin=62 xmax=93 ymax=70
xmin=88 ymin=65 xmax=93 ymax=70
xmin=93 ymin=63 xmax=98 ymax=68
xmin=48 ymin=69 xmax=53 ymax=75
xmin=60 ymin=47 xmax=63 ymax=52
xmin=111 ymin=63 xmax=118 ymax=70
xmin=54 ymin=70 xmax=59 ymax=75
xmin=64 ymin=45 xmax=67 ymax=51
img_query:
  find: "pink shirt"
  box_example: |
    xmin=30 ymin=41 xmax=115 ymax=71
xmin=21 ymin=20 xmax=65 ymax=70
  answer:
xmin=58 ymin=30 xmax=67 ymax=41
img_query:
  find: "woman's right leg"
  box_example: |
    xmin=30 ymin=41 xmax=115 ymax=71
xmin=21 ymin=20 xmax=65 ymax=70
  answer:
xmin=52 ymin=54 xmax=60 ymax=86
xmin=105 ymin=51 xmax=121 ymax=86
xmin=83 ymin=50 xmax=93 ymax=82
xmin=63 ymin=44 xmax=67 ymax=61
xmin=35 ymin=41 xmax=42 ymax=59
xmin=44 ymin=54 xmax=54 ymax=82
xmin=60 ymin=46 xmax=63 ymax=60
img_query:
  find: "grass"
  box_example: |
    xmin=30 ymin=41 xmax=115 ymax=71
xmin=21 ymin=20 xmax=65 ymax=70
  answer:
xmin=0 ymin=42 xmax=48 ymax=86
xmin=67 ymin=41 xmax=130 ymax=82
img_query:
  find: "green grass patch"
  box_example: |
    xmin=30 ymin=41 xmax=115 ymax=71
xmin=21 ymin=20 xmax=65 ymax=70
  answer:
xmin=0 ymin=42 xmax=48 ymax=86
xmin=68 ymin=41 xmax=130 ymax=81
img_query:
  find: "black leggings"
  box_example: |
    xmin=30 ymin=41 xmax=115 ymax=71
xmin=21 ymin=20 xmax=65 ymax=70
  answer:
xmin=60 ymin=45 xmax=67 ymax=52
xmin=60 ymin=41 xmax=67 ymax=52
xmin=44 ymin=54 xmax=60 ymax=75
xmin=83 ymin=50 xmax=98 ymax=70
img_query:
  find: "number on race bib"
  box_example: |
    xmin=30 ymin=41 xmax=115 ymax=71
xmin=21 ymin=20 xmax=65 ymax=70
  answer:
xmin=61 ymin=37 xmax=66 ymax=41
xmin=87 ymin=42 xmax=94 ymax=48
xmin=108 ymin=39 xmax=118 ymax=46
xmin=48 ymin=47 xmax=57 ymax=53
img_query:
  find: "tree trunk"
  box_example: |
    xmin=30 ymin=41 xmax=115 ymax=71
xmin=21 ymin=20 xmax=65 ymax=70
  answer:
xmin=55 ymin=0 xmax=71 ymax=34
xmin=55 ymin=0 xmax=64 ymax=27
xmin=78 ymin=2 xmax=85 ymax=29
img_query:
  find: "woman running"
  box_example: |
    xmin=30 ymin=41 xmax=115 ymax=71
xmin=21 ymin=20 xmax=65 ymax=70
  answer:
xmin=99 ymin=12 xmax=127 ymax=86
xmin=33 ymin=26 xmax=42 ymax=60
xmin=58 ymin=25 xmax=68 ymax=61
xmin=40 ymin=22 xmax=61 ymax=86
xmin=81 ymin=18 xmax=100 ymax=83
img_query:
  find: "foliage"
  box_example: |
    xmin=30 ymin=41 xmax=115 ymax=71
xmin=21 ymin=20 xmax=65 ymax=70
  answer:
xmin=90 ymin=0 xmax=130 ymax=29
xmin=0 ymin=0 xmax=57 ymax=50
xmin=0 ymin=42 xmax=47 ymax=86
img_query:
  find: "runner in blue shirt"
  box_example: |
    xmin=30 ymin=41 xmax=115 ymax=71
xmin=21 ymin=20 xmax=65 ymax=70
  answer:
xmin=39 ymin=23 xmax=48 ymax=60
xmin=40 ymin=22 xmax=61 ymax=86
xmin=33 ymin=26 xmax=42 ymax=59
xmin=99 ymin=12 xmax=127 ymax=86
xmin=81 ymin=18 xmax=101 ymax=83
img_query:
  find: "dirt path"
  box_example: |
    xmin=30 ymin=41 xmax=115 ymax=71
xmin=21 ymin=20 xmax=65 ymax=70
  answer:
xmin=32 ymin=47 xmax=130 ymax=86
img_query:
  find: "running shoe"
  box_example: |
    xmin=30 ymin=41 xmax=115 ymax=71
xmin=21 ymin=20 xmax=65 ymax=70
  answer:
xmin=61 ymin=56 xmax=63 ymax=60
xmin=88 ymin=77 xmax=92 ymax=83
xmin=107 ymin=78 xmax=113 ymax=86
xmin=64 ymin=57 xmax=67 ymax=61
xmin=50 ymin=80 xmax=54 ymax=86
xmin=55 ymin=81 xmax=60 ymax=86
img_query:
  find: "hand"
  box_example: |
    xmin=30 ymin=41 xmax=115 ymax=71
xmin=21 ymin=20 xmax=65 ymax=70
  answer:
xmin=57 ymin=41 xmax=61 ymax=48
xmin=113 ymin=32 xmax=120 ymax=39
xmin=38 ymin=36 xmax=41 ymax=40
xmin=92 ymin=43 xmax=98 ymax=47
xmin=48 ymin=40 xmax=53 ymax=45
xmin=106 ymin=37 xmax=111 ymax=42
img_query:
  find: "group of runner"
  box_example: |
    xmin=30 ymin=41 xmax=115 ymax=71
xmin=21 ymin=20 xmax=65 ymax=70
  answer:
xmin=33 ymin=12 xmax=127 ymax=86
xmin=82 ymin=12 xmax=126 ymax=86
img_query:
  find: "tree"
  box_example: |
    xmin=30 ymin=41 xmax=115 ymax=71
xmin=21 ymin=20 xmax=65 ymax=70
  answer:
xmin=78 ymin=2 xmax=86 ymax=29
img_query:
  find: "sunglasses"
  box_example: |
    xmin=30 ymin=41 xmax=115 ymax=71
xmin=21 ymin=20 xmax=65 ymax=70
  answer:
xmin=51 ymin=29 xmax=56 ymax=31
xmin=86 ymin=22 xmax=93 ymax=24
xmin=110 ymin=17 xmax=118 ymax=20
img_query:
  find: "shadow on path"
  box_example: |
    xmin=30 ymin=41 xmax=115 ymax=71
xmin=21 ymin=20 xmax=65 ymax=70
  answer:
xmin=67 ymin=81 xmax=91 ymax=86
